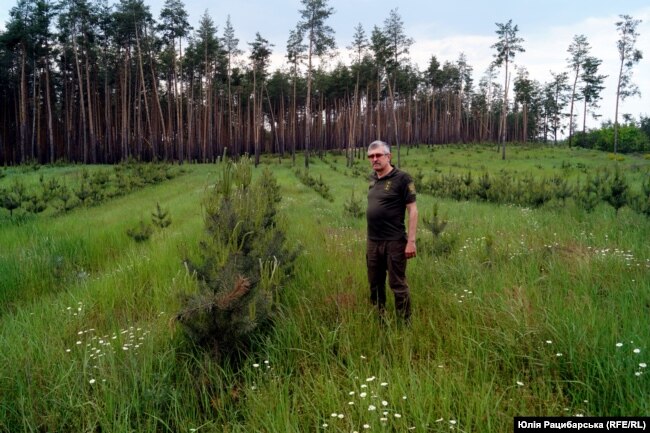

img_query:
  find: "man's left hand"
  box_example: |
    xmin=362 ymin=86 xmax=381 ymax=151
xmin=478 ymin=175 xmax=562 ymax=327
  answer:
xmin=405 ymin=241 xmax=417 ymax=259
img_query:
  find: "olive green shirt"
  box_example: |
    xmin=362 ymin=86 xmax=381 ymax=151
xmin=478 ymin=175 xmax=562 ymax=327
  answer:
xmin=366 ymin=167 xmax=416 ymax=241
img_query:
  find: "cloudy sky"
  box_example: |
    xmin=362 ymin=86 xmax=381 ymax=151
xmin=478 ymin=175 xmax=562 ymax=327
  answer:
xmin=2 ymin=0 xmax=648 ymax=129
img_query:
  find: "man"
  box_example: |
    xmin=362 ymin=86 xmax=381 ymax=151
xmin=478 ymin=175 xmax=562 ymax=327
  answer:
xmin=366 ymin=140 xmax=418 ymax=322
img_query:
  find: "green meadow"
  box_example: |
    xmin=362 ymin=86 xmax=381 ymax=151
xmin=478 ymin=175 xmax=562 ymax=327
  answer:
xmin=1 ymin=144 xmax=649 ymax=432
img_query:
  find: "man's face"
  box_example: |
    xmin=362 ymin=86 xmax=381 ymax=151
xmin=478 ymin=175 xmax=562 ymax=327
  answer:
xmin=368 ymin=149 xmax=391 ymax=173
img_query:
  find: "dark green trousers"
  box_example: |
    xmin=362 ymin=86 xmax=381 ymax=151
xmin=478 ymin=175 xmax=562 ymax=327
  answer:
xmin=366 ymin=239 xmax=411 ymax=319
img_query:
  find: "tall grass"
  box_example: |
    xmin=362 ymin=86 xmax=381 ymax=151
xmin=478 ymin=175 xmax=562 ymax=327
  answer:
xmin=1 ymin=145 xmax=648 ymax=432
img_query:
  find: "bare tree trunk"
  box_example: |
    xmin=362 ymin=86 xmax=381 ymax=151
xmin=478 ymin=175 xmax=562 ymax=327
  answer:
xmin=582 ymin=98 xmax=588 ymax=147
xmin=376 ymin=76 xmax=381 ymax=141
xmin=291 ymin=73 xmax=297 ymax=165
xmin=317 ymin=92 xmax=323 ymax=157
xmin=347 ymin=90 xmax=356 ymax=167
xmin=613 ymin=55 xmax=624 ymax=154
xmin=166 ymin=68 xmax=173 ymax=160
xmin=104 ymin=67 xmax=112 ymax=162
xmin=264 ymin=84 xmax=279 ymax=157
xmin=522 ymin=102 xmax=528 ymax=143
xmin=186 ymin=72 xmax=194 ymax=161
xmin=500 ymin=60 xmax=509 ymax=160
xmin=430 ymin=94 xmax=436 ymax=144
xmin=227 ymin=55 xmax=233 ymax=152
xmin=252 ymin=69 xmax=259 ymax=165
xmin=19 ymin=46 xmax=27 ymax=163
xmin=567 ymin=71 xmax=578 ymax=147
xmin=215 ymin=92 xmax=223 ymax=160
xmin=385 ymin=70 xmax=400 ymax=167
xmin=72 ymin=35 xmax=88 ymax=162
xmin=208 ymin=67 xmax=216 ymax=161
xmin=149 ymin=54 xmax=165 ymax=160
xmin=84 ymin=56 xmax=96 ymax=163
xmin=366 ymin=83 xmax=372 ymax=147
xmin=135 ymin=71 xmax=142 ymax=157
xmin=173 ymin=41 xmax=185 ymax=162
xmin=64 ymin=55 xmax=72 ymax=159
xmin=121 ymin=50 xmax=129 ymax=160
xmin=135 ymin=26 xmax=151 ymax=159
xmin=202 ymin=48 xmax=211 ymax=162
xmin=31 ymin=63 xmax=38 ymax=160
xmin=304 ymin=39 xmax=313 ymax=168
xmin=279 ymin=94 xmax=286 ymax=157
xmin=44 ymin=65 xmax=55 ymax=163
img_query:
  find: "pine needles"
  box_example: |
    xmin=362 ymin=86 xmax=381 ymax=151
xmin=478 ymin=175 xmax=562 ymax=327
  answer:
xmin=176 ymin=158 xmax=298 ymax=361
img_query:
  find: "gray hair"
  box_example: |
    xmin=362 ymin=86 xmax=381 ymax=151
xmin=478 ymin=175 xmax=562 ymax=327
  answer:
xmin=368 ymin=140 xmax=390 ymax=155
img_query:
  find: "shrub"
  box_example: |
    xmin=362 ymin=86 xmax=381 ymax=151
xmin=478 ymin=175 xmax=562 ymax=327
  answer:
xmin=603 ymin=167 xmax=629 ymax=213
xmin=0 ymin=180 xmax=26 ymax=217
xmin=74 ymin=179 xmax=92 ymax=206
xmin=526 ymin=177 xmax=552 ymax=208
xmin=126 ymin=220 xmax=153 ymax=242
xmin=294 ymin=169 xmax=333 ymax=202
xmin=550 ymin=175 xmax=572 ymax=204
xmin=343 ymin=189 xmax=364 ymax=219
xmin=420 ymin=203 xmax=456 ymax=257
xmin=151 ymin=202 xmax=172 ymax=229
xmin=476 ymin=173 xmax=491 ymax=201
xmin=577 ymin=124 xmax=649 ymax=153
xmin=24 ymin=193 xmax=47 ymax=214
xmin=56 ymin=185 xmax=76 ymax=213
xmin=39 ymin=175 xmax=61 ymax=202
xmin=575 ymin=178 xmax=600 ymax=213
xmin=631 ymin=176 xmax=650 ymax=217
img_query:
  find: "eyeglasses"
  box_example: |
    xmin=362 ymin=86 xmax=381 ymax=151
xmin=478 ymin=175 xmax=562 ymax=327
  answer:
xmin=367 ymin=153 xmax=387 ymax=160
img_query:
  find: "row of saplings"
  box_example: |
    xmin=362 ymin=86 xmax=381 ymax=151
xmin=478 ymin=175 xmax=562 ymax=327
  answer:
xmin=0 ymin=162 xmax=181 ymax=220
xmin=174 ymin=157 xmax=299 ymax=361
xmin=294 ymin=168 xmax=334 ymax=202
xmin=414 ymin=167 xmax=650 ymax=217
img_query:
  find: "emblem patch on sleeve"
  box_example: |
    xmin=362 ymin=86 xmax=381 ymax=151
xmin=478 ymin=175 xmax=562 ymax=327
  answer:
xmin=408 ymin=182 xmax=416 ymax=193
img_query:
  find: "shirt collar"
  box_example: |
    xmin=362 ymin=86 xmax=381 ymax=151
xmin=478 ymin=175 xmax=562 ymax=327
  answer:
xmin=373 ymin=166 xmax=397 ymax=180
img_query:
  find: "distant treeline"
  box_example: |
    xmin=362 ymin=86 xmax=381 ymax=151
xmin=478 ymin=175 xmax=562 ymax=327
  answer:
xmin=0 ymin=0 xmax=645 ymax=165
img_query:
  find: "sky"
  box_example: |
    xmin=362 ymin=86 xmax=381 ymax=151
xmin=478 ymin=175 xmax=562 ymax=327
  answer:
xmin=1 ymin=0 xmax=648 ymax=130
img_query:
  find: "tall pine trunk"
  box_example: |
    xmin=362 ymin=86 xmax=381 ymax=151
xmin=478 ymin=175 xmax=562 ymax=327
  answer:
xmin=72 ymin=35 xmax=88 ymax=163
xmin=44 ymin=65 xmax=55 ymax=163
xmin=568 ymin=68 xmax=579 ymax=147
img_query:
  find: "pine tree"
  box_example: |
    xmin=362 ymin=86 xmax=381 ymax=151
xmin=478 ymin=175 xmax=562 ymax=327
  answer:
xmin=151 ymin=202 xmax=171 ymax=228
xmin=222 ymin=15 xmax=242 ymax=153
xmin=248 ymin=33 xmax=273 ymax=166
xmin=614 ymin=15 xmax=643 ymax=154
xmin=579 ymin=56 xmax=607 ymax=145
xmin=176 ymin=158 xmax=298 ymax=360
xmin=286 ymin=27 xmax=306 ymax=165
xmin=604 ymin=166 xmax=629 ymax=214
xmin=343 ymin=188 xmax=363 ymax=218
xmin=126 ymin=219 xmax=153 ymax=242
xmin=296 ymin=0 xmax=336 ymax=168
xmin=492 ymin=20 xmax=525 ymax=159
xmin=566 ymin=34 xmax=590 ymax=147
